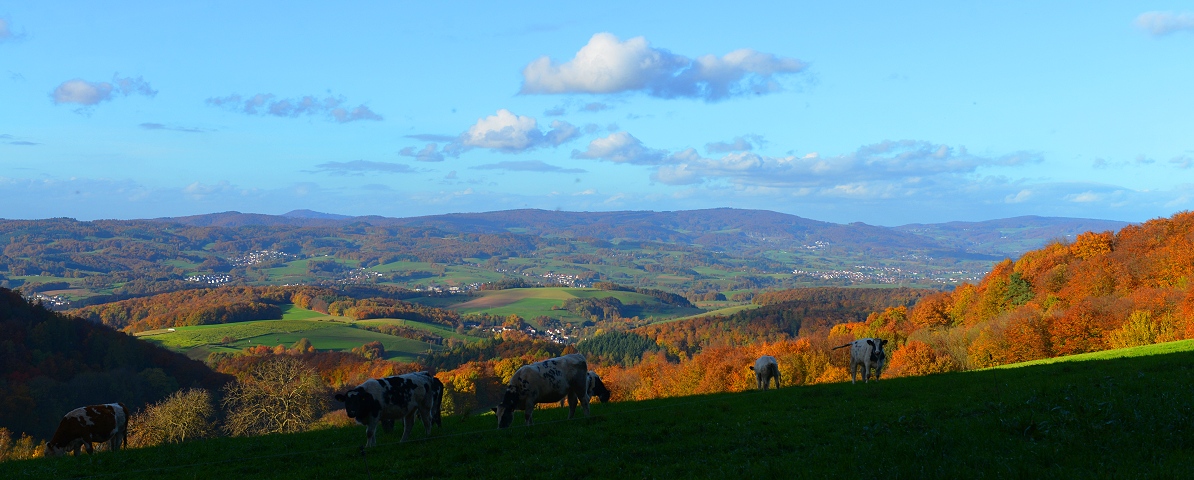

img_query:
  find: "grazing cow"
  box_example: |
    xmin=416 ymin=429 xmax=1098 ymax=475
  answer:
xmin=335 ymin=371 xmax=443 ymax=447
xmin=494 ymin=353 xmax=589 ymax=428
xmin=44 ymin=403 xmax=128 ymax=457
xmin=559 ymin=371 xmax=612 ymax=407
xmin=749 ymin=355 xmax=781 ymax=390
xmin=833 ymin=338 xmax=889 ymax=384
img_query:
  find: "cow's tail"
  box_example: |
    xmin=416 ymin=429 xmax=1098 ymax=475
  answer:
xmin=431 ymin=377 xmax=444 ymax=427
xmin=831 ymin=343 xmax=853 ymax=350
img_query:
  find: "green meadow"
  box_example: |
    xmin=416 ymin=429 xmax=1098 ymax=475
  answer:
xmin=135 ymin=305 xmax=482 ymax=363
xmin=446 ymin=287 xmax=704 ymax=325
xmin=9 ymin=340 xmax=1194 ymax=478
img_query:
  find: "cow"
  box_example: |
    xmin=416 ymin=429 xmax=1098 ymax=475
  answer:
xmin=43 ymin=403 xmax=129 ymax=457
xmin=558 ymin=371 xmax=612 ymax=407
xmin=833 ymin=338 xmax=889 ymax=384
xmin=749 ymin=355 xmax=781 ymax=390
xmin=493 ymin=353 xmax=589 ymax=428
xmin=335 ymin=371 xmax=443 ymax=447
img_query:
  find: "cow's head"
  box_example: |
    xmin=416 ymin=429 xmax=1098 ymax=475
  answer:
xmin=867 ymin=339 xmax=889 ymax=364
xmin=591 ymin=376 xmax=612 ymax=403
xmin=491 ymin=388 xmax=521 ymax=429
xmin=335 ymin=388 xmax=381 ymax=424
xmin=43 ymin=442 xmax=67 ymax=458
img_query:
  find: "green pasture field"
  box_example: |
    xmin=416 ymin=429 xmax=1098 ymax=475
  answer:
xmin=12 ymin=340 xmax=1194 ymax=478
xmin=662 ymin=303 xmax=759 ymax=324
xmin=137 ymin=315 xmax=439 ymax=362
xmin=354 ymin=319 xmax=483 ymax=343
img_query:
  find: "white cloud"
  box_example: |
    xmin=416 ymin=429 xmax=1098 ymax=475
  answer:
xmin=1135 ymin=11 xmax=1194 ymax=36
xmin=52 ymin=75 xmax=157 ymax=106
xmin=571 ymin=131 xmax=667 ymax=164
xmin=521 ymin=33 xmax=807 ymax=101
xmin=1005 ymin=189 xmax=1033 ymax=203
xmin=206 ymin=92 xmax=382 ymax=123
xmin=1067 ymin=191 xmax=1100 ymax=203
xmin=460 ymin=109 xmax=578 ymax=153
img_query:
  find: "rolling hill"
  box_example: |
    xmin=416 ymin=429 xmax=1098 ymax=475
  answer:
xmin=6 ymin=339 xmax=1192 ymax=478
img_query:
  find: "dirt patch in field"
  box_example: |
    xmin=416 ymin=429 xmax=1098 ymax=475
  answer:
xmin=454 ymin=295 xmax=520 ymax=309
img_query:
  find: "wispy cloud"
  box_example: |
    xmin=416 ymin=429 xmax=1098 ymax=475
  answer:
xmin=140 ymin=123 xmax=210 ymax=133
xmin=206 ymin=92 xmax=383 ymax=123
xmin=51 ymin=75 xmax=157 ymax=107
xmin=647 ymin=140 xmax=1043 ymax=188
xmin=399 ymin=144 xmax=445 ymax=163
xmin=705 ymin=135 xmax=763 ymax=153
xmin=405 ymin=134 xmax=457 ymax=142
xmin=0 ymin=133 xmax=39 ymax=146
xmin=1135 ymin=11 xmax=1194 ymax=36
xmin=0 ymin=18 xmax=24 ymax=43
xmin=311 ymin=160 xmax=419 ymax=175
xmin=572 ymin=131 xmax=668 ymax=164
xmin=521 ymin=33 xmax=807 ymax=102
xmin=471 ymin=160 xmax=586 ymax=173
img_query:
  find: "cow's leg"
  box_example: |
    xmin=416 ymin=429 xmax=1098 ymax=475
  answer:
xmin=566 ymin=392 xmax=577 ymax=419
xmin=775 ymin=371 xmax=781 ymax=389
xmin=524 ymin=398 xmax=536 ymax=425
xmin=419 ymin=405 xmax=433 ymax=436
xmin=365 ymin=419 xmax=379 ymax=447
xmin=863 ymin=364 xmax=870 ymax=383
xmin=580 ymin=390 xmax=591 ymax=417
xmin=400 ymin=411 xmax=415 ymax=442
xmin=850 ymin=362 xmax=858 ymax=384
xmin=83 ymin=442 xmax=94 ymax=455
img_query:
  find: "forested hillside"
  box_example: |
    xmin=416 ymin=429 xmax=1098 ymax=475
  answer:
xmin=0 ymin=288 xmax=230 ymax=440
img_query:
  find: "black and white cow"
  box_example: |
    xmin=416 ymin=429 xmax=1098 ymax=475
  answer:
xmin=749 ymin=355 xmax=781 ymax=390
xmin=335 ymin=371 xmax=443 ymax=447
xmin=833 ymin=338 xmax=889 ymax=384
xmin=559 ymin=371 xmax=612 ymax=407
xmin=493 ymin=353 xmax=589 ymax=428
xmin=44 ymin=403 xmax=128 ymax=457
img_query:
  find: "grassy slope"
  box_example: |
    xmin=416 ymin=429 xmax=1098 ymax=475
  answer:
xmin=9 ymin=341 xmax=1194 ymax=479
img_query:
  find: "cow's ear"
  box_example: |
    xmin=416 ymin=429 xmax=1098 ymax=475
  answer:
xmin=748 ymin=366 xmax=755 ymax=371
xmin=491 ymin=407 xmax=499 ymax=414
xmin=334 ymin=394 xmax=346 ymax=402
xmin=880 ymin=339 xmax=888 ymax=346
xmin=867 ymin=339 xmax=875 ymax=347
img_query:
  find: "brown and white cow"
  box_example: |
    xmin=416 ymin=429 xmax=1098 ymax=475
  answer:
xmin=493 ymin=353 xmax=589 ymax=428
xmin=833 ymin=338 xmax=889 ymax=384
xmin=749 ymin=355 xmax=781 ymax=390
xmin=335 ymin=371 xmax=443 ymax=447
xmin=44 ymin=403 xmax=129 ymax=457
xmin=558 ymin=371 xmax=612 ymax=407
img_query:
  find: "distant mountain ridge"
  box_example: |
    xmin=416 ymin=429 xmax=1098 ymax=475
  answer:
xmin=149 ymin=208 xmax=1130 ymax=258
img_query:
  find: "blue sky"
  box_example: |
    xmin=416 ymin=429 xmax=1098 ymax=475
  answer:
xmin=2 ymin=2 xmax=1193 ymax=225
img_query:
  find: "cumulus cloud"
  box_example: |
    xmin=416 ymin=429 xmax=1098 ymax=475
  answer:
xmin=461 ymin=109 xmax=578 ymax=152
xmin=1135 ymin=11 xmax=1194 ymax=36
xmin=1171 ymin=155 xmax=1193 ymax=169
xmin=140 ymin=123 xmax=209 ymax=133
xmin=206 ymin=93 xmax=383 ymax=123
xmin=571 ymin=131 xmax=667 ymax=164
xmin=521 ymin=33 xmax=807 ymax=101
xmin=51 ymin=75 xmax=157 ymax=106
xmin=582 ymin=102 xmax=610 ymax=112
xmin=471 ymin=160 xmax=586 ymax=173
xmin=399 ymin=144 xmax=445 ymax=162
xmin=311 ymin=160 xmax=419 ymax=175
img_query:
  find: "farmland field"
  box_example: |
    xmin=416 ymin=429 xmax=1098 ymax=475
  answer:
xmin=134 ymin=304 xmax=476 ymax=362
xmin=447 ymin=287 xmax=704 ymax=324
xmin=12 ymin=340 xmax=1194 ymax=478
